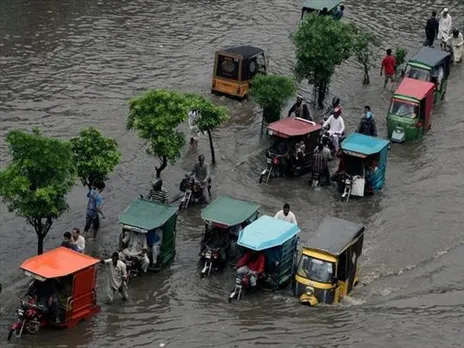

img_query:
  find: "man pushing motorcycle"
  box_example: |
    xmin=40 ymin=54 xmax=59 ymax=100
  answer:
xmin=190 ymin=154 xmax=211 ymax=203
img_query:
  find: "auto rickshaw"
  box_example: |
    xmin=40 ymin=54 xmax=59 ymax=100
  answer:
xmin=229 ymin=215 xmax=300 ymax=301
xmin=294 ymin=216 xmax=365 ymax=306
xmin=118 ymin=197 xmax=178 ymax=275
xmin=387 ymin=77 xmax=435 ymax=143
xmin=405 ymin=47 xmax=451 ymax=104
xmin=259 ymin=117 xmax=321 ymax=183
xmin=334 ymin=133 xmax=390 ymax=202
xmin=211 ymin=45 xmax=267 ymax=99
xmin=199 ymin=195 xmax=260 ymax=277
xmin=300 ymin=0 xmax=342 ymax=22
xmin=8 ymin=247 xmax=101 ymax=341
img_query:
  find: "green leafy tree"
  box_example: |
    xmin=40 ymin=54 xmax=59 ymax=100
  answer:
xmin=0 ymin=129 xmax=76 ymax=254
xmin=395 ymin=47 xmax=408 ymax=77
xmin=185 ymin=94 xmax=229 ymax=165
xmin=293 ymin=13 xmax=354 ymax=109
xmin=127 ymin=89 xmax=189 ymax=178
xmin=351 ymin=26 xmax=381 ymax=84
xmin=250 ymin=74 xmax=297 ymax=127
xmin=70 ymin=127 xmax=121 ymax=190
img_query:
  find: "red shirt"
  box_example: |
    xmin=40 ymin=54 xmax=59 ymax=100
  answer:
xmin=382 ymin=55 xmax=396 ymax=75
xmin=236 ymin=251 xmax=266 ymax=274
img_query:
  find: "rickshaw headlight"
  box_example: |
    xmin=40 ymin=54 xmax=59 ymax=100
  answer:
xmin=305 ymin=286 xmax=314 ymax=296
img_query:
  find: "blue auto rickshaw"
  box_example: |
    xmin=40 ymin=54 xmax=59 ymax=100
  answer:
xmin=334 ymin=133 xmax=390 ymax=202
xmin=228 ymin=215 xmax=300 ymax=301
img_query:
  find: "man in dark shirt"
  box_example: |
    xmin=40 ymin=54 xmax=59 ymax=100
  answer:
xmin=288 ymin=95 xmax=312 ymax=121
xmin=424 ymin=11 xmax=439 ymax=47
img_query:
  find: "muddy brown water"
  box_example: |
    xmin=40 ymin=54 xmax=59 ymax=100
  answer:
xmin=1 ymin=0 xmax=464 ymax=347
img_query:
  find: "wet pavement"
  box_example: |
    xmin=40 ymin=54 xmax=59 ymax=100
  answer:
xmin=1 ymin=0 xmax=464 ymax=347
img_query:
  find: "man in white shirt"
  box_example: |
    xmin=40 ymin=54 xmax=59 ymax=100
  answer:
xmin=274 ymin=203 xmax=298 ymax=225
xmin=101 ymin=252 xmax=129 ymax=303
xmin=323 ymin=106 xmax=345 ymax=151
xmin=72 ymin=228 xmax=85 ymax=253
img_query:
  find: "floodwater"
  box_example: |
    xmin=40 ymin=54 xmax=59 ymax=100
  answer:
xmin=1 ymin=0 xmax=464 ymax=346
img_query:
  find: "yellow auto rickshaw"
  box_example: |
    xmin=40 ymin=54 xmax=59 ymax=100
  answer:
xmin=294 ymin=216 xmax=365 ymax=306
xmin=211 ymin=45 xmax=267 ymax=99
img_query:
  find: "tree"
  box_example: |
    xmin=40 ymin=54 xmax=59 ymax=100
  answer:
xmin=127 ymin=89 xmax=189 ymax=178
xmin=249 ymin=74 xmax=297 ymax=129
xmin=70 ymin=127 xmax=121 ymax=190
xmin=0 ymin=129 xmax=76 ymax=254
xmin=351 ymin=26 xmax=380 ymax=84
xmin=185 ymin=94 xmax=229 ymax=165
xmin=293 ymin=13 xmax=354 ymax=109
xmin=395 ymin=47 xmax=408 ymax=77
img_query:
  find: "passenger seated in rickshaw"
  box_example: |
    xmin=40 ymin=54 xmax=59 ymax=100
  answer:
xmin=119 ymin=230 xmax=150 ymax=273
xmin=364 ymin=156 xmax=379 ymax=193
xmin=235 ymin=250 xmax=266 ymax=288
xmin=146 ymin=227 xmax=163 ymax=267
xmin=270 ymin=138 xmax=289 ymax=156
xmin=294 ymin=140 xmax=306 ymax=161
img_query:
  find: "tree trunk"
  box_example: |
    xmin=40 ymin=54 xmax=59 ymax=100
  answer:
xmin=317 ymin=82 xmax=327 ymax=110
xmin=363 ymin=65 xmax=370 ymax=85
xmin=155 ymin=156 xmax=167 ymax=178
xmin=207 ymin=129 xmax=216 ymax=165
xmin=37 ymin=233 xmax=44 ymax=255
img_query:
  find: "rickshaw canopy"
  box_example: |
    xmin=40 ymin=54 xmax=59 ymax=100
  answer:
xmin=408 ymin=47 xmax=451 ymax=68
xmin=305 ymin=216 xmax=364 ymax=256
xmin=267 ymin=117 xmax=321 ymax=138
xmin=394 ymin=77 xmax=435 ymax=101
xmin=20 ymin=247 xmax=100 ymax=280
xmin=341 ymin=133 xmax=390 ymax=156
xmin=219 ymin=46 xmax=264 ymax=59
xmin=201 ymin=195 xmax=260 ymax=227
xmin=302 ymin=0 xmax=341 ymax=11
xmin=237 ymin=215 xmax=300 ymax=251
xmin=119 ymin=198 xmax=179 ymax=232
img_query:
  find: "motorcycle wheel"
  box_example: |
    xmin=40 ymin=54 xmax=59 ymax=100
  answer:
xmin=258 ymin=174 xmax=264 ymax=184
xmin=7 ymin=328 xmax=15 ymax=341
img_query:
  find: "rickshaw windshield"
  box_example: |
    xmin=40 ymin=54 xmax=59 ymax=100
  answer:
xmin=216 ymin=55 xmax=239 ymax=80
xmin=297 ymin=254 xmax=335 ymax=283
xmin=405 ymin=65 xmax=431 ymax=81
xmin=389 ymin=99 xmax=419 ymax=119
xmin=270 ymin=138 xmax=289 ymax=155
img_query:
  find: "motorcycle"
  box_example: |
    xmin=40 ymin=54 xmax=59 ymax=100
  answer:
xmin=179 ymin=174 xmax=211 ymax=209
xmin=228 ymin=273 xmax=250 ymax=302
xmin=7 ymin=299 xmax=46 ymax=341
xmin=340 ymin=173 xmax=353 ymax=202
xmin=320 ymin=129 xmax=345 ymax=156
xmin=200 ymin=246 xmax=222 ymax=277
xmin=259 ymin=151 xmax=283 ymax=183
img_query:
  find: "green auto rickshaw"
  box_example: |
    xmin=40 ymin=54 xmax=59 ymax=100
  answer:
xmin=405 ymin=47 xmax=451 ymax=104
xmin=118 ymin=198 xmax=178 ymax=274
xmin=300 ymin=0 xmax=342 ymax=22
xmin=387 ymin=77 xmax=435 ymax=143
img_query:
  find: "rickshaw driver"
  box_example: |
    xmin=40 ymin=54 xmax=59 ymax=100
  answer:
xmin=190 ymin=154 xmax=211 ymax=203
xmin=288 ymin=95 xmax=312 ymax=121
xmin=202 ymin=226 xmax=228 ymax=263
xmin=323 ymin=106 xmax=345 ymax=151
xmin=235 ymin=250 xmax=266 ymax=288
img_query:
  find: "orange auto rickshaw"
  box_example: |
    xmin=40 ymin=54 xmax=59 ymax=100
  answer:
xmin=7 ymin=247 xmax=101 ymax=341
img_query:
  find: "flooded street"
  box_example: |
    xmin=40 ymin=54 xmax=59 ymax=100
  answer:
xmin=1 ymin=0 xmax=464 ymax=346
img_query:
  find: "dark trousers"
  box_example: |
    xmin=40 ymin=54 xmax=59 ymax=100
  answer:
xmin=424 ymin=36 xmax=435 ymax=47
xmin=84 ymin=214 xmax=100 ymax=237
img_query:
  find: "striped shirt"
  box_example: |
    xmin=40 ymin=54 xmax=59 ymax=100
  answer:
xmin=148 ymin=188 xmax=168 ymax=204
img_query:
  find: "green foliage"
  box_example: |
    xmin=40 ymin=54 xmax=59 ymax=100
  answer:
xmin=184 ymin=94 xmax=229 ymax=132
xmin=127 ymin=89 xmax=190 ymax=176
xmin=395 ymin=47 xmax=408 ymax=67
xmin=293 ymin=14 xmax=354 ymax=86
xmin=250 ymin=74 xmax=297 ymax=118
xmin=70 ymin=127 xmax=121 ymax=189
xmin=0 ymin=129 xmax=76 ymax=254
xmin=350 ymin=25 xmax=381 ymax=84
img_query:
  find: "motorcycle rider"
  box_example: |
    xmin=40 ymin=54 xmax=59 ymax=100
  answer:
xmin=235 ymin=250 xmax=266 ymax=288
xmin=447 ymin=28 xmax=463 ymax=63
xmin=357 ymin=106 xmax=377 ymax=137
xmin=288 ymin=95 xmax=312 ymax=121
xmin=438 ymin=8 xmax=452 ymax=50
xmin=322 ymin=106 xmax=345 ymax=151
xmin=191 ymin=154 xmax=210 ymax=203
